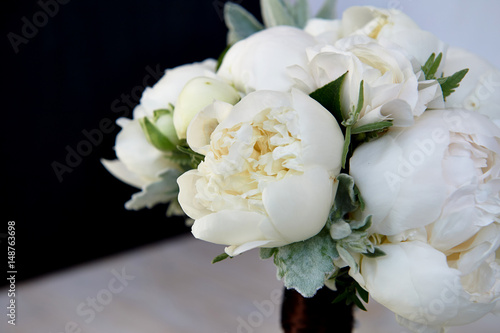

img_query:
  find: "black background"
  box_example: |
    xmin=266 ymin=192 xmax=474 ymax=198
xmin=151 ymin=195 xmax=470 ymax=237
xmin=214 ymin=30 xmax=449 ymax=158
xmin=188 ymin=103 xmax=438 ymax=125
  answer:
xmin=2 ymin=0 xmax=261 ymax=286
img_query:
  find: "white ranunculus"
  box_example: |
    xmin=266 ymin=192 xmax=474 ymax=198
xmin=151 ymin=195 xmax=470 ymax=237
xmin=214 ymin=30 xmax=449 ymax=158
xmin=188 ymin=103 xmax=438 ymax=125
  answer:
xmin=289 ymin=35 xmax=443 ymax=128
xmin=173 ymin=76 xmax=240 ymax=139
xmin=443 ymin=46 xmax=500 ymax=127
xmin=177 ymin=89 xmax=344 ymax=256
xmin=133 ymin=59 xmax=217 ymax=119
xmin=217 ymin=26 xmax=317 ymax=94
xmin=349 ymin=109 xmax=500 ymax=331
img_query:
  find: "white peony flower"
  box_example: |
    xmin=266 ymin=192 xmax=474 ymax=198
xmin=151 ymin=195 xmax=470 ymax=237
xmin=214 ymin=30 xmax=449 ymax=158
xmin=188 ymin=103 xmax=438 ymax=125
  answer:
xmin=177 ymin=89 xmax=344 ymax=256
xmin=217 ymin=26 xmax=316 ymax=94
xmin=289 ymin=35 xmax=443 ymax=128
xmin=103 ymin=59 xmax=218 ymax=214
xmin=443 ymin=46 xmax=500 ymax=127
xmin=340 ymin=6 xmax=447 ymax=68
xmin=349 ymin=109 xmax=500 ymax=331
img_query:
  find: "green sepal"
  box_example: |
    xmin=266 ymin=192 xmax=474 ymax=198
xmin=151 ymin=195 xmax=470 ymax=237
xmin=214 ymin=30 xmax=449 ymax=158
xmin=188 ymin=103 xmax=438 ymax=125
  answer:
xmin=173 ymin=140 xmax=205 ymax=170
xmin=212 ymin=252 xmax=231 ymax=264
xmin=152 ymin=108 xmax=173 ymax=122
xmin=309 ymin=72 xmax=347 ymax=125
xmin=139 ymin=117 xmax=176 ymax=152
xmin=438 ymin=68 xmax=469 ymax=99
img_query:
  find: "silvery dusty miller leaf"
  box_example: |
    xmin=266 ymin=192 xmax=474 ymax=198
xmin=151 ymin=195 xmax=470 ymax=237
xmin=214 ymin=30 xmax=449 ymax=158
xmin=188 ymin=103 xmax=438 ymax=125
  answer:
xmin=224 ymin=2 xmax=264 ymax=45
xmin=271 ymin=229 xmax=339 ymax=297
xmin=125 ymin=168 xmax=181 ymax=210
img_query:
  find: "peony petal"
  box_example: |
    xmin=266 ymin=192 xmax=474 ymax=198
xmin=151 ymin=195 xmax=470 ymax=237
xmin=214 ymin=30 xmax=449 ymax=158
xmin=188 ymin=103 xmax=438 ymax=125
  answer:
xmin=350 ymin=111 xmax=452 ymax=235
xmin=191 ymin=210 xmax=269 ymax=246
xmin=262 ymin=167 xmax=335 ymax=243
xmin=290 ymin=89 xmax=344 ymax=175
xmin=101 ymin=158 xmax=145 ymax=189
xmin=114 ymin=118 xmax=178 ymax=184
xmin=176 ymin=170 xmax=212 ymax=220
xmin=358 ymin=241 xmax=494 ymax=328
xmin=217 ymin=26 xmax=316 ymax=93
xmin=444 ymin=46 xmax=500 ymax=124
xmin=186 ymin=100 xmax=234 ymax=155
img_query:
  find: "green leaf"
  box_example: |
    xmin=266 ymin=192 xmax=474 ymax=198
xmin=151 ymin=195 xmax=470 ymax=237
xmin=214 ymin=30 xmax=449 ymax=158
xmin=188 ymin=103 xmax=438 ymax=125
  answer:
xmin=438 ymin=68 xmax=469 ymax=99
xmin=421 ymin=52 xmax=442 ymax=80
xmin=216 ymin=44 xmax=231 ymax=71
xmin=285 ymin=0 xmax=309 ymax=28
xmin=139 ymin=117 xmax=176 ymax=151
xmin=315 ymin=0 xmax=337 ymax=19
xmin=349 ymin=215 xmax=372 ymax=232
xmin=353 ymin=295 xmax=367 ymax=311
xmin=342 ymin=80 xmax=364 ymax=126
xmin=260 ymin=247 xmax=278 ymax=259
xmin=331 ymin=271 xmax=368 ymax=311
xmin=260 ymin=0 xmax=296 ymax=27
xmin=341 ymin=125 xmax=351 ymax=169
xmin=331 ymin=174 xmax=359 ymax=219
xmin=330 ymin=220 xmax=352 ymax=240
xmin=271 ymin=229 xmax=339 ymax=297
xmin=124 ymin=168 xmax=182 ymax=210
xmin=224 ymin=2 xmax=264 ymax=45
xmin=212 ymin=252 xmax=230 ymax=264
xmin=351 ymin=121 xmax=393 ymax=134
xmin=309 ymin=72 xmax=347 ymax=125
xmin=353 ymin=185 xmax=365 ymax=211
xmin=355 ymin=281 xmax=369 ymax=303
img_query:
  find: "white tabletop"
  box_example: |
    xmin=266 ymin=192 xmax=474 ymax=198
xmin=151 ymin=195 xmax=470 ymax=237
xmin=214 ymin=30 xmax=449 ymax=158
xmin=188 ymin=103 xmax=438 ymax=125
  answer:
xmin=1 ymin=234 xmax=498 ymax=333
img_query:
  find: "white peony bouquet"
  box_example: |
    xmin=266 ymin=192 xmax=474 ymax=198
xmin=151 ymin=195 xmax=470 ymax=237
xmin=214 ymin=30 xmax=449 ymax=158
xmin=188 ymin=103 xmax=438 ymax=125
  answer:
xmin=102 ymin=1 xmax=500 ymax=332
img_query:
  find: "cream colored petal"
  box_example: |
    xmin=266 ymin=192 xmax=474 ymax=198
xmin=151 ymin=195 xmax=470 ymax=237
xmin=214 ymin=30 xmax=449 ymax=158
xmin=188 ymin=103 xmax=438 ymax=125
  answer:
xmin=262 ymin=167 xmax=335 ymax=243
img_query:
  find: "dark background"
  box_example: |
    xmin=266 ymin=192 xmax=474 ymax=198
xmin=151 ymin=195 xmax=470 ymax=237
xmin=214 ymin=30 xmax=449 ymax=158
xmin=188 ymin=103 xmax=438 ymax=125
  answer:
xmin=2 ymin=0 xmax=261 ymax=286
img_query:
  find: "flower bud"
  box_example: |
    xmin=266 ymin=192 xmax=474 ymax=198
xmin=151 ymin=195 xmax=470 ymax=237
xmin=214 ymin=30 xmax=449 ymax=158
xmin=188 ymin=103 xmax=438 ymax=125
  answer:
xmin=173 ymin=77 xmax=240 ymax=139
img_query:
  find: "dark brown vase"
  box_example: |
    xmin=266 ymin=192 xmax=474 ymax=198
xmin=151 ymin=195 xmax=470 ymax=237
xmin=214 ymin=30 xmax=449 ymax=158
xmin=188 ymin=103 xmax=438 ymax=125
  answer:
xmin=281 ymin=287 xmax=354 ymax=332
